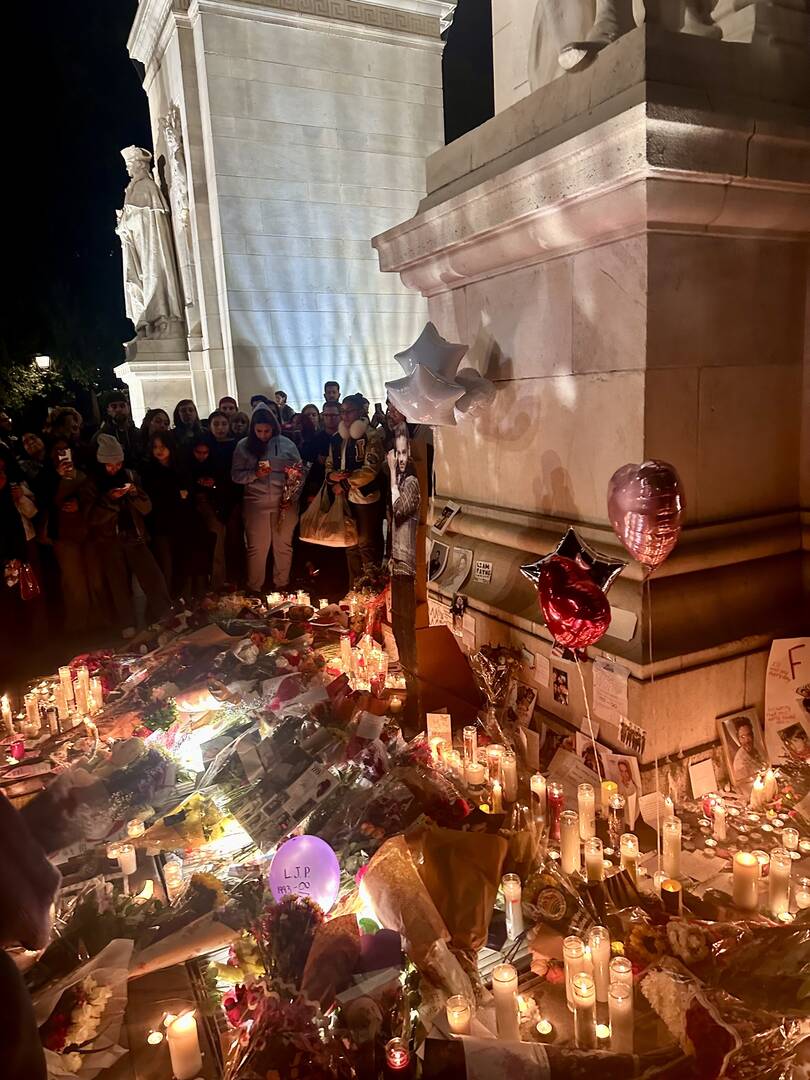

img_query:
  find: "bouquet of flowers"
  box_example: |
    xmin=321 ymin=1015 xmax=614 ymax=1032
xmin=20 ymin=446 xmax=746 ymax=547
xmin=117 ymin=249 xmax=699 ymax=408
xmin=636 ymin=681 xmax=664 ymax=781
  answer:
xmin=280 ymin=461 xmax=308 ymax=519
xmin=32 ymin=939 xmax=133 ymax=1078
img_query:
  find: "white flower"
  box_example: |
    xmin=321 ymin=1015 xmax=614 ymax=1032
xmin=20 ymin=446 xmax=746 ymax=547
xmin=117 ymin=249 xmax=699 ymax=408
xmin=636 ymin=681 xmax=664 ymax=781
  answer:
xmin=62 ymin=1052 xmax=83 ymax=1073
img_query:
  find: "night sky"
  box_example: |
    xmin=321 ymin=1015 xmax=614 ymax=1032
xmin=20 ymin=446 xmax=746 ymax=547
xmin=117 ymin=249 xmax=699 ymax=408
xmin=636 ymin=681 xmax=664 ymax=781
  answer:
xmin=1 ymin=0 xmax=491 ymax=397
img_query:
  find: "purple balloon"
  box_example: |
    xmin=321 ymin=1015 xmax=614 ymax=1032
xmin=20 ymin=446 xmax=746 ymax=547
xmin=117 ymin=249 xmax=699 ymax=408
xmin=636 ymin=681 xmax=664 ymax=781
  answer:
xmin=607 ymin=460 xmax=685 ymax=570
xmin=268 ymin=835 xmax=341 ymax=913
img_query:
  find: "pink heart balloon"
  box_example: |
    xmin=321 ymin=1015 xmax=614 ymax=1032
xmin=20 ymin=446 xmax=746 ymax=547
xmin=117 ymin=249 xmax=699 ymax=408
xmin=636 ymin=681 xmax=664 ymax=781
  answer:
xmin=607 ymin=460 xmax=685 ymax=569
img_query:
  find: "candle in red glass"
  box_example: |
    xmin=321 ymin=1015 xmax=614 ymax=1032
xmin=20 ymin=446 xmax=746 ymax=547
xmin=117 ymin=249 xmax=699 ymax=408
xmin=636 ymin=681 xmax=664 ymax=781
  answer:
xmin=385 ymin=1038 xmax=410 ymax=1072
xmin=9 ymin=740 xmax=24 ymax=762
xmin=548 ymin=781 xmax=565 ymax=842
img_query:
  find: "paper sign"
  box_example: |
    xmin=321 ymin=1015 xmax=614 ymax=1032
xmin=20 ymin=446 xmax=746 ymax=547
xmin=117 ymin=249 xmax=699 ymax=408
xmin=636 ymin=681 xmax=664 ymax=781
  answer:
xmin=639 ymin=791 xmax=672 ymax=832
xmin=428 ymin=597 xmax=453 ymax=629
xmin=517 ymin=725 xmax=541 ymax=771
xmin=427 ymin=712 xmax=453 ymax=746
xmin=764 ymin=638 xmax=810 ymax=763
xmin=547 ymin=747 xmax=600 ymax=803
xmin=534 ymin=652 xmax=550 ymax=688
xmin=592 ymin=658 xmax=629 ymax=725
xmin=356 ymin=711 xmax=385 ymax=741
xmin=688 ymin=756 xmax=718 ymax=799
xmin=462 ymin=612 xmax=477 ymax=651
xmin=473 ymin=560 xmax=493 ymax=585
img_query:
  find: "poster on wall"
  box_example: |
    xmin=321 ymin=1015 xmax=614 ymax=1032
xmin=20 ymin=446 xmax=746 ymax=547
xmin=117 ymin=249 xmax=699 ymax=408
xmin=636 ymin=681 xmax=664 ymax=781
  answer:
xmin=764 ymin=638 xmax=810 ymax=767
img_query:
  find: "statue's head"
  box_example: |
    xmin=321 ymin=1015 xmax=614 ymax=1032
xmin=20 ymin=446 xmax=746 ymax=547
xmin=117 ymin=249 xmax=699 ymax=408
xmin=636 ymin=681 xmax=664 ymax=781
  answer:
xmin=121 ymin=145 xmax=153 ymax=180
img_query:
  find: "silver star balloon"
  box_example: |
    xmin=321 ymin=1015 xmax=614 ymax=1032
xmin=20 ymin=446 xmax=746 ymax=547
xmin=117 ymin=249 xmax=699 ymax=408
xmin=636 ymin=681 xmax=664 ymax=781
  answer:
xmin=385 ymin=364 xmax=465 ymax=427
xmin=520 ymin=527 xmax=626 ymax=593
xmin=394 ymin=321 xmax=468 ymax=381
xmin=453 ymin=367 xmax=497 ymax=423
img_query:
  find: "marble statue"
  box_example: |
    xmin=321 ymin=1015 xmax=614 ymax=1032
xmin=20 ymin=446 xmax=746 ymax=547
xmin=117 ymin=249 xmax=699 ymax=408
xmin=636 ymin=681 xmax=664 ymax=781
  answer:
xmin=159 ymin=105 xmax=196 ymax=316
xmin=558 ymin=0 xmax=720 ymax=71
xmin=116 ymin=146 xmax=184 ymax=339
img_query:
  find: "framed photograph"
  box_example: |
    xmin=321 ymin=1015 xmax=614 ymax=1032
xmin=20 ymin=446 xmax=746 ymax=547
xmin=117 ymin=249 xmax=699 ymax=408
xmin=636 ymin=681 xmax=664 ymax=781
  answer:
xmin=574 ymin=733 xmax=609 ymax=778
xmin=506 ymin=682 xmax=538 ymax=727
xmin=433 ymin=500 xmax=461 ymax=536
xmin=441 ymin=546 xmax=473 ymax=594
xmin=552 ymin=666 xmax=569 ymax=707
xmin=604 ymin=752 xmax=642 ymax=827
xmin=718 ymin=708 xmax=768 ymax=798
xmin=427 ymin=539 xmax=449 ymax=582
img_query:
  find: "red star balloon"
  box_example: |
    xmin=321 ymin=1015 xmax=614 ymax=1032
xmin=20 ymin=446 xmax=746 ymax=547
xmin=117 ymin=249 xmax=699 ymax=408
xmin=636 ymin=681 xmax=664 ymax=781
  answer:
xmin=537 ymin=555 xmax=612 ymax=651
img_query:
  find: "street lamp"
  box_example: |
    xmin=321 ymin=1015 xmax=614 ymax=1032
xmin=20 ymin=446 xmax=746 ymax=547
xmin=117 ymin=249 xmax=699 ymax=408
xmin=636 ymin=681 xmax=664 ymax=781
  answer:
xmin=34 ymin=354 xmax=52 ymax=371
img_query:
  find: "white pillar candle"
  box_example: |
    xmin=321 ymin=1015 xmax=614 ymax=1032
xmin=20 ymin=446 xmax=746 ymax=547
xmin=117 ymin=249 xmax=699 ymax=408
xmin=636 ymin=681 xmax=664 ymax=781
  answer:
xmin=609 ymin=955 xmax=633 ymax=990
xmin=733 ymin=851 xmax=760 ymax=910
xmin=58 ymin=667 xmax=75 ymax=707
xmin=446 ymin=994 xmax=472 ymax=1035
xmin=662 ymin=818 xmax=682 ymax=880
xmin=502 ymin=873 xmax=524 ymax=940
xmin=750 ymin=775 xmax=766 ymax=810
xmin=769 ymin=847 xmax=792 ymax=917
xmin=486 ymin=744 xmax=505 ymax=785
xmin=446 ymin=749 xmax=464 ymax=781
xmin=117 ymin=844 xmax=137 ymax=877
xmin=572 ymin=972 xmax=596 ymax=1050
xmin=127 ymin=818 xmax=145 ymax=839
xmin=563 ymin=936 xmax=587 ymax=1010
xmin=463 ymin=725 xmax=477 ymax=765
xmin=587 ymin=925 xmax=610 ymax=1003
xmin=713 ymin=802 xmax=727 ymax=842
xmin=530 ymin=773 xmax=547 ymax=824
xmin=609 ymin=982 xmax=634 ymax=1054
xmin=577 ymin=784 xmax=596 ymax=840
xmin=783 ymin=827 xmax=800 ymax=853
xmin=74 ymin=681 xmax=88 ymax=717
xmin=491 ymin=779 xmax=504 ymax=813
xmin=763 ymin=768 xmax=778 ymax=803
xmin=663 ymin=796 xmax=675 ymax=822
xmin=76 ymin=665 xmax=90 ymax=696
xmin=1 ymin=694 xmax=13 ymax=736
xmin=560 ymin=810 xmax=582 ymax=876
xmin=502 ymin=750 xmax=518 ymax=802
xmin=166 ymin=1011 xmax=203 ymax=1080
xmin=584 ymin=837 xmax=604 ymax=883
xmin=465 ymin=761 xmax=487 ymax=797
xmin=492 ymin=963 xmax=520 ymax=1041
xmin=601 ymin=780 xmax=618 ymax=815
xmin=620 ymin=834 xmax=639 ymax=881
xmin=89 ymin=676 xmax=103 ymax=714
xmin=25 ymin=693 xmax=41 ymax=730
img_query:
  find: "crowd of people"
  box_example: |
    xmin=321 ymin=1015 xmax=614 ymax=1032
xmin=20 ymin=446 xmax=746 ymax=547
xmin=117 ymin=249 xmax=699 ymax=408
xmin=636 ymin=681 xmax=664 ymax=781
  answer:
xmin=0 ymin=381 xmax=423 ymax=670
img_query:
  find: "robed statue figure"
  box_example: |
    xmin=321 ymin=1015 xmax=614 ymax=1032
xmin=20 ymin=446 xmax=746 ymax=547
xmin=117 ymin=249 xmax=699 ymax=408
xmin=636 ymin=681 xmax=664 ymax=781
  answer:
xmin=116 ymin=146 xmax=184 ymax=339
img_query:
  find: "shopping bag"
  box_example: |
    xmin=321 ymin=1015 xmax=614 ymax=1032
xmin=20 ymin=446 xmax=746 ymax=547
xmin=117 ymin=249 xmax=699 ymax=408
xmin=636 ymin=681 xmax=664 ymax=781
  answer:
xmin=299 ymin=484 xmax=358 ymax=548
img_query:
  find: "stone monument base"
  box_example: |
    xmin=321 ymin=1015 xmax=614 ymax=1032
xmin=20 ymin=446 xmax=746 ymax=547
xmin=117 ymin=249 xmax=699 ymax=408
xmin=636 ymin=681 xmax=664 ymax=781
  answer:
xmin=115 ymin=337 xmax=193 ymax=423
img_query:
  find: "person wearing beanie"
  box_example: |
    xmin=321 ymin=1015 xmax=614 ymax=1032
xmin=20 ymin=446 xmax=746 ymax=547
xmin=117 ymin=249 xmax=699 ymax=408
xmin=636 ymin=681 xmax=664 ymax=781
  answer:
xmin=87 ymin=434 xmax=171 ymax=636
xmin=326 ymin=393 xmax=384 ymax=584
xmin=94 ymin=391 xmax=140 ymax=467
xmin=231 ymin=404 xmax=301 ymax=594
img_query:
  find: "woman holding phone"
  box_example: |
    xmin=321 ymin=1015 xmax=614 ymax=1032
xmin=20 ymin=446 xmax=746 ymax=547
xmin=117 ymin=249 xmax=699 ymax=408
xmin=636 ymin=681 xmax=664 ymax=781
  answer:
xmin=231 ymin=404 xmax=300 ymax=594
xmin=87 ymin=434 xmax=171 ymax=637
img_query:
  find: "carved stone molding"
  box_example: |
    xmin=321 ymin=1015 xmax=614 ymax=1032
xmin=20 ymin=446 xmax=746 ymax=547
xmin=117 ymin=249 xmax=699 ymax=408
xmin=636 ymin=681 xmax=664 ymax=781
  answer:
xmin=222 ymin=0 xmax=446 ymax=39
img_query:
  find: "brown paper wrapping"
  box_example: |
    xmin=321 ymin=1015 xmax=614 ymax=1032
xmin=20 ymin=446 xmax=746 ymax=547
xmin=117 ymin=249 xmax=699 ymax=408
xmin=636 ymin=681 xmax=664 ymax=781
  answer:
xmin=419 ymin=827 xmax=508 ymax=955
xmin=300 ymin=914 xmax=360 ymax=1008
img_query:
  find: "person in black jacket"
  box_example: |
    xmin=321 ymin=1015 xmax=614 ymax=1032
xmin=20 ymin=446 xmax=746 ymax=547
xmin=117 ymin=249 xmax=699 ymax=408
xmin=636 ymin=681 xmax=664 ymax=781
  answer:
xmin=140 ymin=431 xmax=195 ymax=599
xmin=207 ymin=410 xmax=243 ymax=586
xmin=87 ymin=434 xmax=170 ymax=636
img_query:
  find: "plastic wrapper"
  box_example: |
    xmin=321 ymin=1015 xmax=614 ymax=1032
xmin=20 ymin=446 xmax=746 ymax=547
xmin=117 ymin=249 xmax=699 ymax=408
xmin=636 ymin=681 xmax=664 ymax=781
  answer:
xmin=703 ymin=920 xmax=810 ymax=1017
xmin=641 ymin=959 xmax=808 ymax=1080
xmin=32 ymin=938 xmax=133 ymax=1079
xmin=129 ymin=910 xmax=238 ymax=979
xmin=300 ymin=913 xmax=361 ymax=1007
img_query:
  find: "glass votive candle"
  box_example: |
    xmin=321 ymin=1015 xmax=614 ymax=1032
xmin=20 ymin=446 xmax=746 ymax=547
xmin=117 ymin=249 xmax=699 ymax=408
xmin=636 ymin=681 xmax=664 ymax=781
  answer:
xmin=584 ymin=837 xmax=604 ymax=882
xmin=619 ymin=833 xmax=639 ymax=881
xmin=609 ymin=955 xmax=633 ymax=990
xmin=794 ymin=877 xmax=810 ymax=909
xmin=783 ymin=827 xmax=800 ymax=853
xmin=127 ymin=818 xmax=145 ymax=839
xmin=117 ymin=843 xmax=137 ymax=876
xmin=385 ymin=1037 xmax=411 ymax=1071
xmin=547 ymin=780 xmax=564 ymax=841
xmin=446 ymin=994 xmax=472 ymax=1035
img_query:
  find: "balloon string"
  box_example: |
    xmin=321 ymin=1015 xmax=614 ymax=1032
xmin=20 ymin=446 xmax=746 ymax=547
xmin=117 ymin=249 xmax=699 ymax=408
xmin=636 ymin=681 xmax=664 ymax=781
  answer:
xmin=645 ymin=567 xmax=661 ymax=871
xmin=575 ymin=655 xmax=604 ymax=786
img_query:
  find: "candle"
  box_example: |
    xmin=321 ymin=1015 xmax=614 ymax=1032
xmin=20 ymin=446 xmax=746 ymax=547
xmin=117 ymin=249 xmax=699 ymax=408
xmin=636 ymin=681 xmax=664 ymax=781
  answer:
xmin=446 ymin=749 xmax=464 ymax=780
xmin=446 ymin=994 xmax=472 ymax=1035
xmin=491 ymin=962 xmax=519 ymax=1041
xmin=609 ymin=982 xmax=634 ymax=1053
xmin=0 ymin=694 xmax=13 ymax=736
xmin=660 ymin=878 xmax=682 ymax=915
xmin=620 ymin=834 xmax=639 ymax=881
xmin=74 ymin=681 xmax=88 ymax=717
xmin=127 ymin=818 xmax=145 ymax=839
xmin=385 ymin=1037 xmax=410 ymax=1071
xmin=267 ymin=591 xmax=282 ymax=606
xmin=662 ymin=818 xmax=682 ymax=880
xmin=465 ymin=761 xmax=487 ymax=798
xmin=535 ymin=1018 xmax=553 ymax=1037
xmin=601 ymin=780 xmax=618 ymax=816
xmin=795 ymin=876 xmax=810 ymax=909
xmin=58 ymin=666 xmax=75 ymax=707
xmin=769 ymin=847 xmax=792 ymax=917
xmin=146 ymin=1029 xmax=164 ymax=1045
xmin=530 ymin=773 xmax=547 ymax=825
xmin=608 ymin=793 xmax=626 ymax=850
xmin=663 ymin=796 xmax=675 ymax=822
xmin=563 ymin=936 xmax=587 ymax=1010
xmin=117 ymin=843 xmax=137 ymax=877
xmin=502 ymin=873 xmax=524 ymax=940
xmin=166 ymin=1012 xmax=203 ymax=1080
xmin=547 ymin=781 xmax=564 ymax=841
xmin=572 ymin=972 xmax=596 ymax=1050
xmin=609 ymin=955 xmax=633 ymax=990
xmin=296 ymin=591 xmax=311 ymax=607
xmin=733 ymin=851 xmax=760 ymax=910
xmin=429 ymin=736 xmax=445 ymax=765
xmin=76 ymin=665 xmax=90 ymax=696
xmin=783 ymin=827 xmax=800 ymax=853
xmin=577 ymin=783 xmax=596 ymax=840
xmin=388 ymin=695 xmax=403 ymax=716
xmin=491 ymin=779 xmax=504 ymax=814
xmin=584 ymin=837 xmax=604 ymax=882
xmin=751 ymin=775 xmax=766 ymax=810
xmin=46 ymin=707 xmax=60 ymax=736
xmin=502 ymin=750 xmax=518 ymax=802
xmin=463 ymin=725 xmax=477 ymax=765
xmin=560 ymin=810 xmax=582 ymax=876
xmin=713 ymin=802 xmax=727 ymax=842
xmin=486 ymin=744 xmax=505 ymax=785
xmin=25 ymin=693 xmax=40 ymax=730
xmin=763 ymin=768 xmax=778 ymax=803
xmin=588 ymin=925 xmax=610 ymax=1003
xmin=164 ymin=856 xmax=184 ymax=897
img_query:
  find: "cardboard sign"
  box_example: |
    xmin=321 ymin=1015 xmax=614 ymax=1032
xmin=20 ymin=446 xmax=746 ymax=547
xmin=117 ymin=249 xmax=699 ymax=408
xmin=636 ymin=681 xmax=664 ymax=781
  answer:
xmin=426 ymin=711 xmax=453 ymax=746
